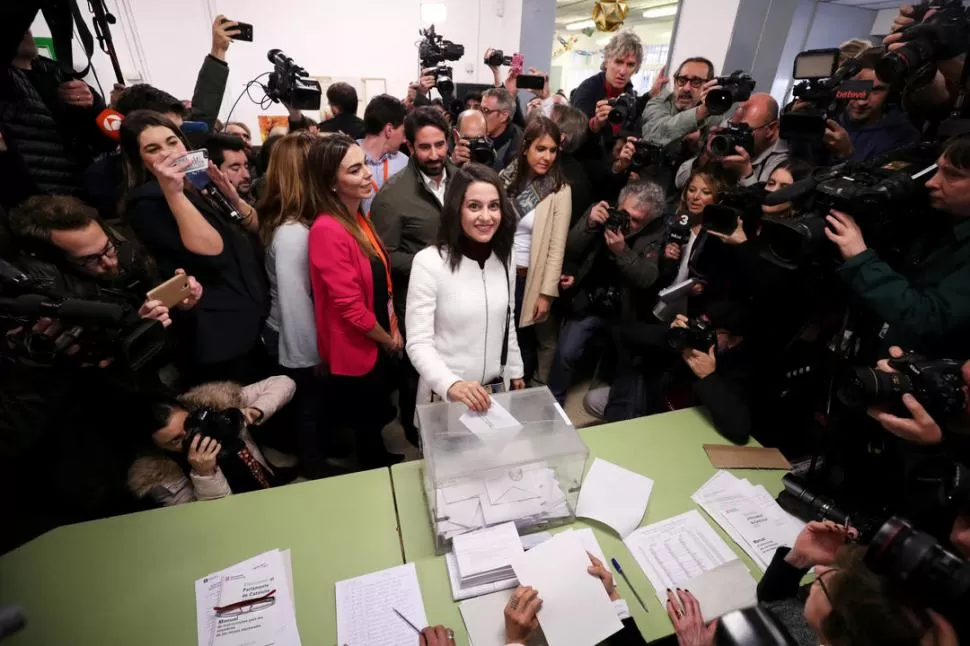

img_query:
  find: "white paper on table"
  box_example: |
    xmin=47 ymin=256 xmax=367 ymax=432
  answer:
xmin=195 ymin=549 xmax=301 ymax=646
xmin=521 ymin=532 xmax=554 ymax=550
xmin=623 ymin=510 xmax=739 ymax=604
xmin=460 ymin=589 xmax=549 ymax=646
xmin=683 ymin=560 xmax=758 ymax=623
xmin=576 ymin=458 xmax=654 ymax=538
xmin=511 ymin=532 xmax=623 ymax=646
xmin=460 ymin=400 xmax=523 ymax=439
xmin=335 ymin=562 xmax=428 ymax=646
xmin=453 ymin=522 xmax=524 ymax=580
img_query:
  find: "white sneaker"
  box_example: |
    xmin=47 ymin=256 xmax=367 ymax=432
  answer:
xmin=583 ymin=386 xmax=611 ymax=420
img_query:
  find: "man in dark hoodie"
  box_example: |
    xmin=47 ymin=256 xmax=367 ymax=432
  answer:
xmin=828 ymin=49 xmax=920 ymax=163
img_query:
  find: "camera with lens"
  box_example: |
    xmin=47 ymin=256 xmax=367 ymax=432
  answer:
xmin=630 ymin=140 xmax=672 ymax=171
xmin=710 ymin=122 xmax=755 ymax=158
xmin=759 ymin=144 xmax=937 ymax=270
xmin=867 ymin=516 xmax=970 ymax=629
xmin=706 ymin=71 xmax=755 ymax=116
xmin=466 ymin=136 xmax=495 ymax=165
xmin=265 ymin=49 xmax=322 ymax=110
xmin=419 ymin=25 xmax=465 ymax=96
xmin=607 ymin=92 xmax=639 ymax=128
xmin=484 ymin=49 xmax=513 ymax=67
xmin=777 ymin=474 xmax=884 ymax=541
xmin=182 ymin=407 xmax=245 ymax=461
xmin=667 ymin=316 xmax=717 ymax=352
xmin=781 ymin=49 xmax=872 ymax=142
xmin=876 ymin=0 xmax=970 ymax=88
xmin=836 ymin=352 xmax=967 ymax=420
xmin=702 ymin=185 xmax=765 ymax=236
xmin=605 ymin=206 xmax=632 ymax=234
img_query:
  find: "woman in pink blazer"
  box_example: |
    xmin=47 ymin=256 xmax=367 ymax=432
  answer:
xmin=307 ymin=134 xmax=403 ymax=469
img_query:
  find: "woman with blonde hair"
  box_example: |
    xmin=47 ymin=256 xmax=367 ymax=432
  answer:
xmin=256 ymin=130 xmax=329 ymax=477
xmin=307 ymin=134 xmax=402 ymax=469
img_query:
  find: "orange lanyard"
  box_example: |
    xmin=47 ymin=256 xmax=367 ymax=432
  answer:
xmin=369 ymin=158 xmax=389 ymax=195
xmin=356 ymin=212 xmax=398 ymax=334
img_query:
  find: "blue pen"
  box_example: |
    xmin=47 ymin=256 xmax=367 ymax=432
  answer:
xmin=611 ymin=558 xmax=649 ymax=613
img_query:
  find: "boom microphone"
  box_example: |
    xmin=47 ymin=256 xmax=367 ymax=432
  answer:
xmin=96 ymin=107 xmax=123 ymax=141
xmin=0 ymin=295 xmax=127 ymax=324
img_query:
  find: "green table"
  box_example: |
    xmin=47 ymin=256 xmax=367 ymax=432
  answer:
xmin=0 ymin=469 xmax=403 ymax=646
xmin=391 ymin=407 xmax=789 ymax=643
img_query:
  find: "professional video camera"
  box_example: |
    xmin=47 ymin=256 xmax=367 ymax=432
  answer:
xmin=466 ymin=136 xmax=496 ymax=165
xmin=265 ymin=49 xmax=322 ymax=110
xmin=717 ymin=606 xmax=797 ymax=646
xmin=706 ymin=71 xmax=755 ymax=116
xmin=0 ymin=259 xmax=165 ymax=371
xmin=759 ymin=144 xmax=938 ymax=269
xmin=418 ymin=25 xmax=465 ymax=95
xmin=782 ymin=49 xmax=871 ymax=142
xmin=605 ymin=206 xmax=632 ymax=234
xmin=608 ymin=92 xmax=639 ymax=130
xmin=702 ymin=185 xmax=765 ymax=235
xmin=710 ymin=122 xmax=755 ymax=157
xmin=867 ymin=517 xmax=970 ymax=629
xmin=183 ymin=407 xmax=245 ymax=461
xmin=777 ymin=473 xmax=886 ymax=540
xmin=836 ymin=352 xmax=967 ymax=420
xmin=877 ymin=0 xmax=970 ymax=88
xmin=667 ymin=316 xmax=717 ymax=352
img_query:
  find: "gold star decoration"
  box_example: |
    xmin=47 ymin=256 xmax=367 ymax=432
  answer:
xmin=592 ymin=0 xmax=629 ymax=32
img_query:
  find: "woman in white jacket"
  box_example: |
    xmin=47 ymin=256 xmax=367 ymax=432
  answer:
xmin=406 ymin=163 xmax=527 ymax=412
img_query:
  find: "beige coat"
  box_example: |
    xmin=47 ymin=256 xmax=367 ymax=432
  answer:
xmin=518 ymin=184 xmax=572 ymax=328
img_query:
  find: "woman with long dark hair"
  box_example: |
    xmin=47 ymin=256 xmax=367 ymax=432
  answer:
xmin=306 ymin=134 xmax=402 ymax=469
xmin=120 ymin=110 xmax=268 ymax=386
xmin=406 ymin=163 xmax=526 ymax=413
xmin=499 ymin=115 xmax=572 ymax=383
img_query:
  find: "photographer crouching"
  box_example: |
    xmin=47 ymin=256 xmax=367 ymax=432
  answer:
xmin=547 ymin=182 xmax=666 ymax=406
xmin=600 ymin=301 xmax=754 ymax=444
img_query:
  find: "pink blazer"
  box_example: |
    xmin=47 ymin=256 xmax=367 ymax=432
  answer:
xmin=308 ymin=215 xmax=379 ymax=376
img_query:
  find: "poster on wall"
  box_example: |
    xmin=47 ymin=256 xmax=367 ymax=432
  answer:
xmin=257 ymin=115 xmax=290 ymax=141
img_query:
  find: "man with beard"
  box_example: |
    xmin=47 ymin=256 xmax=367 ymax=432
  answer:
xmin=641 ymin=57 xmax=729 ymax=147
xmin=205 ymin=134 xmax=253 ymax=202
xmin=371 ymin=107 xmax=456 ymax=446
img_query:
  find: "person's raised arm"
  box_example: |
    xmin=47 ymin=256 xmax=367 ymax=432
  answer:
xmin=188 ymin=15 xmax=236 ymax=129
xmin=153 ymin=156 xmax=224 ymax=255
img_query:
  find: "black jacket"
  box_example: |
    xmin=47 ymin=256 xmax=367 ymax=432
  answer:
xmin=0 ymin=57 xmax=108 ymax=206
xmin=491 ymin=122 xmax=523 ymax=172
xmin=691 ymin=343 xmax=753 ymax=445
xmin=125 ymin=183 xmax=268 ymax=364
xmin=318 ymin=112 xmax=366 ymax=140
xmin=561 ymin=154 xmax=594 ymax=225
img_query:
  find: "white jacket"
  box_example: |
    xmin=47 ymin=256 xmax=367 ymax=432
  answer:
xmin=406 ymin=246 xmax=525 ymax=406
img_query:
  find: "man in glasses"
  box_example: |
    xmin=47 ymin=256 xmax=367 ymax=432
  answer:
xmin=641 ymin=57 xmax=727 ymax=147
xmin=7 ymin=195 xmax=201 ymax=327
xmin=674 ymin=93 xmax=789 ymax=189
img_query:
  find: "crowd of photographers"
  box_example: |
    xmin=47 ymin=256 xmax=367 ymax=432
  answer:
xmin=4 ymin=2 xmax=970 ymax=643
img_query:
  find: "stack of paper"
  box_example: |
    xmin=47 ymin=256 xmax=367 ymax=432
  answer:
xmin=194 ymin=549 xmax=301 ymax=646
xmin=623 ymin=510 xmax=740 ymax=604
xmin=576 ymin=458 xmax=654 ymax=538
xmin=446 ymin=532 xmax=553 ymax=601
xmin=452 ymin=522 xmax=524 ymax=588
xmin=511 ymin=532 xmax=623 ymax=646
xmin=335 ymin=563 xmax=428 ymax=646
xmin=692 ymin=471 xmax=804 ymax=571
xmin=435 ymin=466 xmax=571 ymax=542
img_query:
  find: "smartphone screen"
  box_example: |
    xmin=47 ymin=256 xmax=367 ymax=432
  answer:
xmin=516 ymin=74 xmax=545 ymax=91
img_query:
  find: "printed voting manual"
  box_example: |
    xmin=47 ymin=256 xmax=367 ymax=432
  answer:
xmin=623 ymin=510 xmax=739 ymax=604
xmin=335 ymin=563 xmax=428 ymax=646
xmin=692 ymin=471 xmax=804 ymax=571
xmin=511 ymin=531 xmax=622 ymax=646
xmin=576 ymin=458 xmax=654 ymax=538
xmin=194 ymin=548 xmax=301 ymax=646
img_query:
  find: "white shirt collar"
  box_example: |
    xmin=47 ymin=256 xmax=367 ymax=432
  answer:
xmin=419 ymin=168 xmax=448 ymax=205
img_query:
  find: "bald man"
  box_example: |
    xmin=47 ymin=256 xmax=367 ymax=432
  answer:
xmin=674 ymin=92 xmax=789 ymax=189
xmin=450 ymin=109 xmax=494 ymax=167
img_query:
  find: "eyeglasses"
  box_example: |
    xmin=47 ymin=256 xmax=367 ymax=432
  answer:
xmin=674 ymin=75 xmax=706 ymax=89
xmin=213 ymin=589 xmax=277 ymax=617
xmin=481 ymin=106 xmax=504 ymax=117
xmin=69 ymin=239 xmax=116 ymax=269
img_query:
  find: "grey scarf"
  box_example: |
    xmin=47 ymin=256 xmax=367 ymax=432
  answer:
xmin=499 ymin=161 xmax=560 ymax=221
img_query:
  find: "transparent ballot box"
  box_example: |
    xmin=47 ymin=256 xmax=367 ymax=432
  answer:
xmin=418 ymin=386 xmax=589 ymax=554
